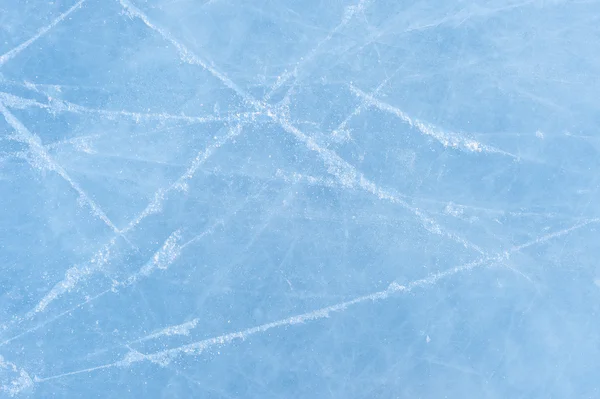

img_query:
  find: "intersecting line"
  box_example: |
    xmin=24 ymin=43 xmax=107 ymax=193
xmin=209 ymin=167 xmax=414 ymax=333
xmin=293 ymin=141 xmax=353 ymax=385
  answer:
xmin=1 ymin=0 xmax=380 ymax=332
xmin=0 ymin=0 xmax=86 ymax=67
xmin=34 ymin=217 xmax=599 ymax=382
xmin=119 ymin=0 xmax=485 ymax=256
xmin=1 ymin=0 xmax=578 ymax=393
xmin=0 ymin=122 xmax=245 ymax=335
xmin=264 ymin=0 xmax=373 ymax=102
xmin=0 ymin=91 xmax=265 ymax=125
xmin=349 ymin=84 xmax=519 ymax=157
xmin=0 ymin=102 xmax=126 ymax=238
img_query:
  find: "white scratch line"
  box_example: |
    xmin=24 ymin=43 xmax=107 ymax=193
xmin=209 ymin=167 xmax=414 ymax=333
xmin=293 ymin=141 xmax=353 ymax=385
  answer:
xmin=331 ymin=68 xmax=400 ymax=141
xmin=274 ymin=112 xmax=485 ymax=254
xmin=119 ymin=0 xmax=261 ymax=109
xmin=34 ymin=218 xmax=600 ymax=382
xmin=129 ymin=318 xmax=200 ymax=344
xmin=2 ymin=227 xmax=192 ymax=347
xmin=0 ymin=93 xmax=41 ymax=109
xmin=402 ymin=1 xmax=536 ymax=34
xmin=26 ymin=228 xmax=180 ymax=319
xmin=265 ymin=0 xmax=372 ymax=101
xmin=128 ymin=124 xmax=243 ymax=228
xmin=350 ymin=85 xmax=517 ymax=157
xmin=0 ymin=91 xmax=261 ymax=125
xmin=2 ymin=288 xmax=112 ymax=347
xmin=45 ymin=134 xmax=101 ymax=154
xmin=10 ymin=125 xmax=240 ymax=323
xmin=275 ymin=169 xmax=340 ymax=189
xmin=29 ymin=240 xmax=115 ymax=315
xmin=115 ymin=1 xmax=484 ymax=255
xmin=276 ymin=171 xmax=576 ymax=223
xmin=123 ymin=230 xmax=183 ymax=286
xmin=181 ymin=219 xmax=225 ymax=249
xmin=0 ymin=103 xmax=121 ymax=234
xmin=0 ymin=0 xmax=85 ymax=66
xmin=34 ymin=363 xmax=118 ymax=383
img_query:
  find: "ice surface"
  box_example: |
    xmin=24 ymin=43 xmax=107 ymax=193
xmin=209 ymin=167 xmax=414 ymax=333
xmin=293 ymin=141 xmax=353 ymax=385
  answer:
xmin=1 ymin=0 xmax=600 ymax=397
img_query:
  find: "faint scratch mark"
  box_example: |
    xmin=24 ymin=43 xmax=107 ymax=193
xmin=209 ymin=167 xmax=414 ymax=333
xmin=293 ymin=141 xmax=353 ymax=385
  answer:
xmin=40 ymin=125 xmax=241 ymax=310
xmin=116 ymin=0 xmax=485 ymax=255
xmin=0 ymin=125 xmax=241 ymax=337
xmin=0 ymin=191 xmax=229 ymax=347
xmin=0 ymin=102 xmax=123 ymax=235
xmin=0 ymin=91 xmax=263 ymax=125
xmin=273 ymin=112 xmax=485 ymax=254
xmin=402 ymin=1 xmax=536 ymax=34
xmin=1 ymin=224 xmax=212 ymax=347
xmin=349 ymin=84 xmax=518 ymax=157
xmin=119 ymin=0 xmax=261 ymax=110
xmin=330 ymin=66 xmax=402 ymax=144
xmin=129 ymin=318 xmax=200 ymax=344
xmin=0 ymin=0 xmax=85 ymax=66
xmin=33 ymin=219 xmax=600 ymax=382
xmin=264 ymin=0 xmax=373 ymax=102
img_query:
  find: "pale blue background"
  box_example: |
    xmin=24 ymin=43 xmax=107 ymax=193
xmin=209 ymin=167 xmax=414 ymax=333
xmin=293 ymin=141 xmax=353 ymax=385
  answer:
xmin=1 ymin=0 xmax=600 ymax=397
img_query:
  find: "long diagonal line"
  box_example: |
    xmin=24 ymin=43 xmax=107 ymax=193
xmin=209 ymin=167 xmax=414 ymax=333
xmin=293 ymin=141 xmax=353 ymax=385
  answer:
xmin=0 ymin=0 xmax=85 ymax=66
xmin=329 ymin=66 xmax=403 ymax=145
xmin=118 ymin=0 xmax=485 ymax=256
xmin=0 ymin=181 xmax=272 ymax=350
xmin=0 ymin=124 xmax=245 ymax=339
xmin=349 ymin=85 xmax=518 ymax=157
xmin=0 ymin=91 xmax=264 ymax=125
xmin=0 ymin=219 xmax=225 ymax=348
xmin=119 ymin=0 xmax=259 ymax=109
xmin=2 ymin=0 xmax=578 ymax=393
xmin=34 ymin=218 xmax=600 ymax=383
xmin=0 ymin=102 xmax=123 ymax=236
xmin=38 ymin=125 xmax=243 ymax=310
xmin=0 ymin=356 xmax=34 ymax=396
xmin=263 ymin=0 xmax=373 ymax=102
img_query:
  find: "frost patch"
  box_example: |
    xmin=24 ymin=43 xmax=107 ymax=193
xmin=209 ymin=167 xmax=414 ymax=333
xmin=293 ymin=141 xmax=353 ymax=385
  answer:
xmin=0 ymin=357 xmax=34 ymax=397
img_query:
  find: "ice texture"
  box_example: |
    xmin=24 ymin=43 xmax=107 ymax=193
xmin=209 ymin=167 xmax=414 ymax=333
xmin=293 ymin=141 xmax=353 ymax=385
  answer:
xmin=1 ymin=0 xmax=600 ymax=397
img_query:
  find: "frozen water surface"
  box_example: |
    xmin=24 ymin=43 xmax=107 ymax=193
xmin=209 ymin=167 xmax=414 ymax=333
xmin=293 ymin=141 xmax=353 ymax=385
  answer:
xmin=1 ymin=0 xmax=600 ymax=397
